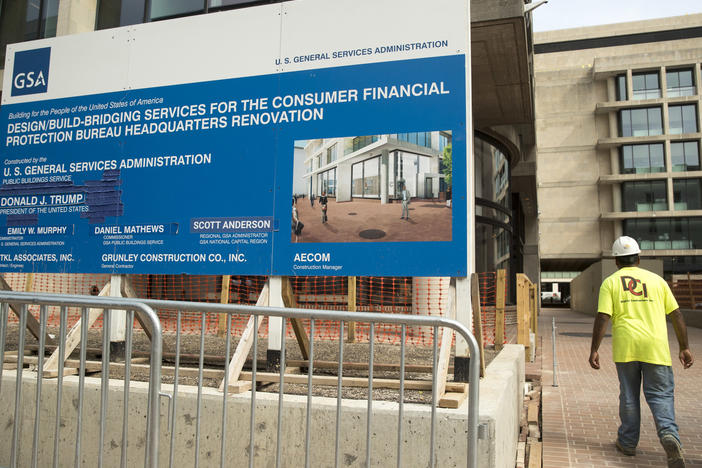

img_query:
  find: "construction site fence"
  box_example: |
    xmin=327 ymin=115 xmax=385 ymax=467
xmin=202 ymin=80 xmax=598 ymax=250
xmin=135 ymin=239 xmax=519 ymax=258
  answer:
xmin=0 ymin=290 xmax=482 ymax=468
xmin=2 ymin=272 xmax=512 ymax=348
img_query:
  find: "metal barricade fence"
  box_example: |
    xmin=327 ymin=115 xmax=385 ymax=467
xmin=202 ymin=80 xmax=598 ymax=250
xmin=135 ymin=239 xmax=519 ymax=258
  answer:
xmin=0 ymin=291 xmax=481 ymax=468
xmin=0 ymin=291 xmax=163 ymax=468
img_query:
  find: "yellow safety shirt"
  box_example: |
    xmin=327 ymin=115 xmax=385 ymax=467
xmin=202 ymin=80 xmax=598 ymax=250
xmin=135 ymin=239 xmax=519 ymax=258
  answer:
xmin=597 ymin=266 xmax=678 ymax=366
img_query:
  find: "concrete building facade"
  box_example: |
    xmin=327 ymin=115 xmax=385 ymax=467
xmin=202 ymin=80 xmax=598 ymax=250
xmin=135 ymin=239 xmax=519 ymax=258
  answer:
xmin=535 ymin=14 xmax=702 ymax=281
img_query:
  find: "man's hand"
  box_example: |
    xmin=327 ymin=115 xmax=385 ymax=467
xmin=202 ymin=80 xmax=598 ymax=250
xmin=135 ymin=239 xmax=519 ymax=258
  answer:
xmin=589 ymin=350 xmax=600 ymax=369
xmin=679 ymin=349 xmax=694 ymax=369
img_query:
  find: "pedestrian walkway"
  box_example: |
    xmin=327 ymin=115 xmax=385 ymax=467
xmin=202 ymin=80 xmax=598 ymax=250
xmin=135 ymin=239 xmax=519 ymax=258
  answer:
xmin=539 ymin=307 xmax=702 ymax=467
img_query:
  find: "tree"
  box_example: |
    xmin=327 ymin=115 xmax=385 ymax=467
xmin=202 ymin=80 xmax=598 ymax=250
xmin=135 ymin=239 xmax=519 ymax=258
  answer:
xmin=441 ymin=144 xmax=452 ymax=190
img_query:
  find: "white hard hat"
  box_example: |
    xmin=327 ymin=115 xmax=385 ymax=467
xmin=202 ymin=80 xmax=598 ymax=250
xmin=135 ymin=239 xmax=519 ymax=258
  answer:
xmin=612 ymin=236 xmax=641 ymax=257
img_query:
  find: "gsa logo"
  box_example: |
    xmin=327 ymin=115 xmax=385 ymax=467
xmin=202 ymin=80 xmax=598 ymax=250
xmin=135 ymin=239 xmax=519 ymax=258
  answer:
xmin=11 ymin=47 xmax=51 ymax=97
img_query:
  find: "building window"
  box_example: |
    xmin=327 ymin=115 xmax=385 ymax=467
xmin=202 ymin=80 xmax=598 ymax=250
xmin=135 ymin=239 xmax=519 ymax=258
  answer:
xmin=673 ymin=179 xmax=702 ymax=210
xmin=397 ymin=132 xmax=432 ymax=148
xmin=620 ymin=143 xmax=665 ymax=174
xmin=0 ymin=0 xmax=59 ymax=66
xmin=352 ymin=135 xmax=379 ymax=153
xmin=326 ymin=143 xmax=337 ymax=165
xmin=615 ymin=74 xmax=627 ymax=101
xmin=619 ymin=107 xmax=662 ymax=137
xmin=671 ymin=142 xmax=701 ymax=172
xmin=668 ymin=104 xmax=698 ymax=135
xmin=632 ymin=72 xmax=661 ymax=100
xmin=439 ymin=133 xmax=449 ymax=152
xmin=624 ymin=217 xmax=702 ymax=250
xmin=351 ymin=157 xmax=380 ymax=198
xmin=621 ymin=180 xmax=667 ymax=212
xmin=317 ymin=168 xmax=336 ymax=197
xmin=666 ymin=68 xmax=695 ymax=97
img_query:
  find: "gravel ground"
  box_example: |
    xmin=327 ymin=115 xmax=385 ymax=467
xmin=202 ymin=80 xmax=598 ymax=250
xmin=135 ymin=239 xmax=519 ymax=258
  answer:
xmin=3 ymin=323 xmax=498 ymax=404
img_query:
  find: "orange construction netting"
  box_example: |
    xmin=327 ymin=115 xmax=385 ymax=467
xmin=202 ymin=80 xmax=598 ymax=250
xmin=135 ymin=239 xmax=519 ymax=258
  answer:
xmin=2 ymin=272 xmax=506 ymax=348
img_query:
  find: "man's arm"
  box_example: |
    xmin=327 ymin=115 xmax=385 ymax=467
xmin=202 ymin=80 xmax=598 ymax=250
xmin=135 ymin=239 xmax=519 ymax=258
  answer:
xmin=670 ymin=309 xmax=694 ymax=369
xmin=589 ymin=312 xmax=610 ymax=370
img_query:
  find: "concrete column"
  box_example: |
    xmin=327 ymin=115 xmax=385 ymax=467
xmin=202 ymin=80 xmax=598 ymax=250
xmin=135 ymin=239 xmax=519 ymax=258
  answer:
xmin=57 ymin=0 xmax=98 ymax=36
xmin=660 ymin=66 xmax=668 ymax=98
xmin=380 ymin=150 xmax=389 ymax=204
xmin=625 ymin=69 xmax=633 ymax=101
xmin=267 ymin=276 xmax=284 ymax=371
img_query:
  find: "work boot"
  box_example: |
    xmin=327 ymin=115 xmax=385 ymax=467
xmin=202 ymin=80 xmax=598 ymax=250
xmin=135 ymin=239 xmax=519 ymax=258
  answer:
xmin=615 ymin=439 xmax=636 ymax=456
xmin=661 ymin=434 xmax=686 ymax=468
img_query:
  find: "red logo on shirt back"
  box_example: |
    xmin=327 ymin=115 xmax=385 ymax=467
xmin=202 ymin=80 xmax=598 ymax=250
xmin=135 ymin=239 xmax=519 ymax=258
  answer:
xmin=620 ymin=276 xmax=648 ymax=297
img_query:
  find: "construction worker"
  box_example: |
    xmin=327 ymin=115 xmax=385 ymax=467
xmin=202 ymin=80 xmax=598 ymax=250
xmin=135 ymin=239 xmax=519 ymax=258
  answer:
xmin=589 ymin=236 xmax=693 ymax=468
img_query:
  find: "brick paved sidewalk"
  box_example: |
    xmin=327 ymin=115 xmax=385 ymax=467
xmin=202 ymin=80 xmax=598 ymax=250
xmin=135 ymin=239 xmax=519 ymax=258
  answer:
xmin=539 ymin=307 xmax=702 ymax=467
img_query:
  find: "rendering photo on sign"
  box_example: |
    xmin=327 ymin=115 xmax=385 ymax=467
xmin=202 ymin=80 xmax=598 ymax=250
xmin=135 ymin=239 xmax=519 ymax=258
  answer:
xmin=291 ymin=130 xmax=452 ymax=243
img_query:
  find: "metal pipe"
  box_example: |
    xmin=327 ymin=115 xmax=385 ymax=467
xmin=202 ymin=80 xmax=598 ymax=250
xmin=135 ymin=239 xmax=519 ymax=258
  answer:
xmin=275 ymin=317 xmax=286 ymax=468
xmin=98 ymin=308 xmax=111 ymax=468
xmin=75 ymin=307 xmax=88 ymax=468
xmin=334 ymin=320 xmax=344 ymax=468
xmin=53 ymin=306 xmax=67 ymax=468
xmin=249 ymin=315 xmax=258 ymax=468
xmin=31 ymin=305 xmax=47 ymax=468
xmin=220 ymin=313 xmax=232 ymax=467
xmin=366 ymin=323 xmax=374 ymax=468
xmin=396 ymin=324 xmax=406 ymax=468
xmin=304 ymin=319 xmax=315 ymax=468
xmin=195 ymin=312 xmax=206 ymax=468
xmin=430 ymin=324 xmax=438 ymax=468
xmin=168 ymin=310 xmax=182 ymax=468
xmin=11 ymin=304 xmax=28 ymax=468
xmin=552 ymin=317 xmax=558 ymax=387
xmin=122 ymin=310 xmax=134 ymax=468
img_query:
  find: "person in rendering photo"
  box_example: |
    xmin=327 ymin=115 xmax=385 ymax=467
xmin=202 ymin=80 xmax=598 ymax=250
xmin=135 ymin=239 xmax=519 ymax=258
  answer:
xmin=319 ymin=191 xmax=328 ymax=224
xmin=400 ymin=183 xmax=410 ymax=220
xmin=292 ymin=198 xmax=303 ymax=242
xmin=310 ymin=192 xmax=315 ymax=208
xmin=589 ymin=236 xmax=694 ymax=468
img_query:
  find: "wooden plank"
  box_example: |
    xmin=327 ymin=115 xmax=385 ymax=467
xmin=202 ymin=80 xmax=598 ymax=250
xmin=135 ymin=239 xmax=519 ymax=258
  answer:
xmin=527 ymin=441 xmax=542 ymax=468
xmin=218 ymin=281 xmax=269 ymax=392
xmin=495 ymin=269 xmax=506 ymax=351
xmin=527 ymin=401 xmax=539 ymax=423
xmin=436 ymin=278 xmax=456 ymax=402
xmin=120 ymin=275 xmax=153 ymax=340
xmin=516 ymin=274 xmax=531 ymax=360
xmin=438 ymin=384 xmax=468 ymax=409
xmin=0 ymin=274 xmax=55 ymax=345
xmin=43 ymin=281 xmax=111 ymax=374
xmin=226 ymin=381 xmax=253 ymax=394
xmin=43 ymin=367 xmax=79 ymax=378
xmin=281 ymin=277 xmax=310 ymax=360
xmin=5 ymin=355 xmax=102 ymax=374
xmin=470 ymin=273 xmax=486 ymax=377
xmin=218 ymin=275 xmax=231 ymax=338
xmin=529 ymin=284 xmax=538 ymax=356
xmin=347 ymin=276 xmax=357 ymax=342
xmin=238 ymin=370 xmax=467 ymax=392
xmin=3 ymin=363 xmax=18 ymax=370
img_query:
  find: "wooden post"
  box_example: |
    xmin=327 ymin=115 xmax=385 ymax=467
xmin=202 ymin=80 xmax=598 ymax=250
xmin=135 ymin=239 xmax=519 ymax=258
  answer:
xmin=44 ymin=281 xmax=111 ymax=373
xmin=0 ymin=274 xmax=55 ymax=345
xmin=218 ymin=275 xmax=231 ymax=337
xmin=470 ymin=273 xmax=486 ymax=377
xmin=120 ymin=276 xmax=153 ymax=340
xmin=219 ymin=281 xmax=269 ymax=392
xmin=495 ymin=269 xmax=506 ymax=351
xmin=281 ymin=277 xmax=310 ymax=360
xmin=347 ymin=276 xmax=357 ymax=343
xmin=24 ymin=273 xmax=34 ymax=292
xmin=516 ymin=274 xmax=531 ymax=360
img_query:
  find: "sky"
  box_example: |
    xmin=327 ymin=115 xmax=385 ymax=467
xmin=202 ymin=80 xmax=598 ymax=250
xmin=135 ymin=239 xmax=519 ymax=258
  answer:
xmin=532 ymin=0 xmax=702 ymax=32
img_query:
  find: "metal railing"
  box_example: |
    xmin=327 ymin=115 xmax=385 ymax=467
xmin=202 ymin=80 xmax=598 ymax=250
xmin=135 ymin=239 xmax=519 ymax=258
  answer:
xmin=0 ymin=291 xmax=163 ymax=468
xmin=0 ymin=291 xmax=482 ymax=468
